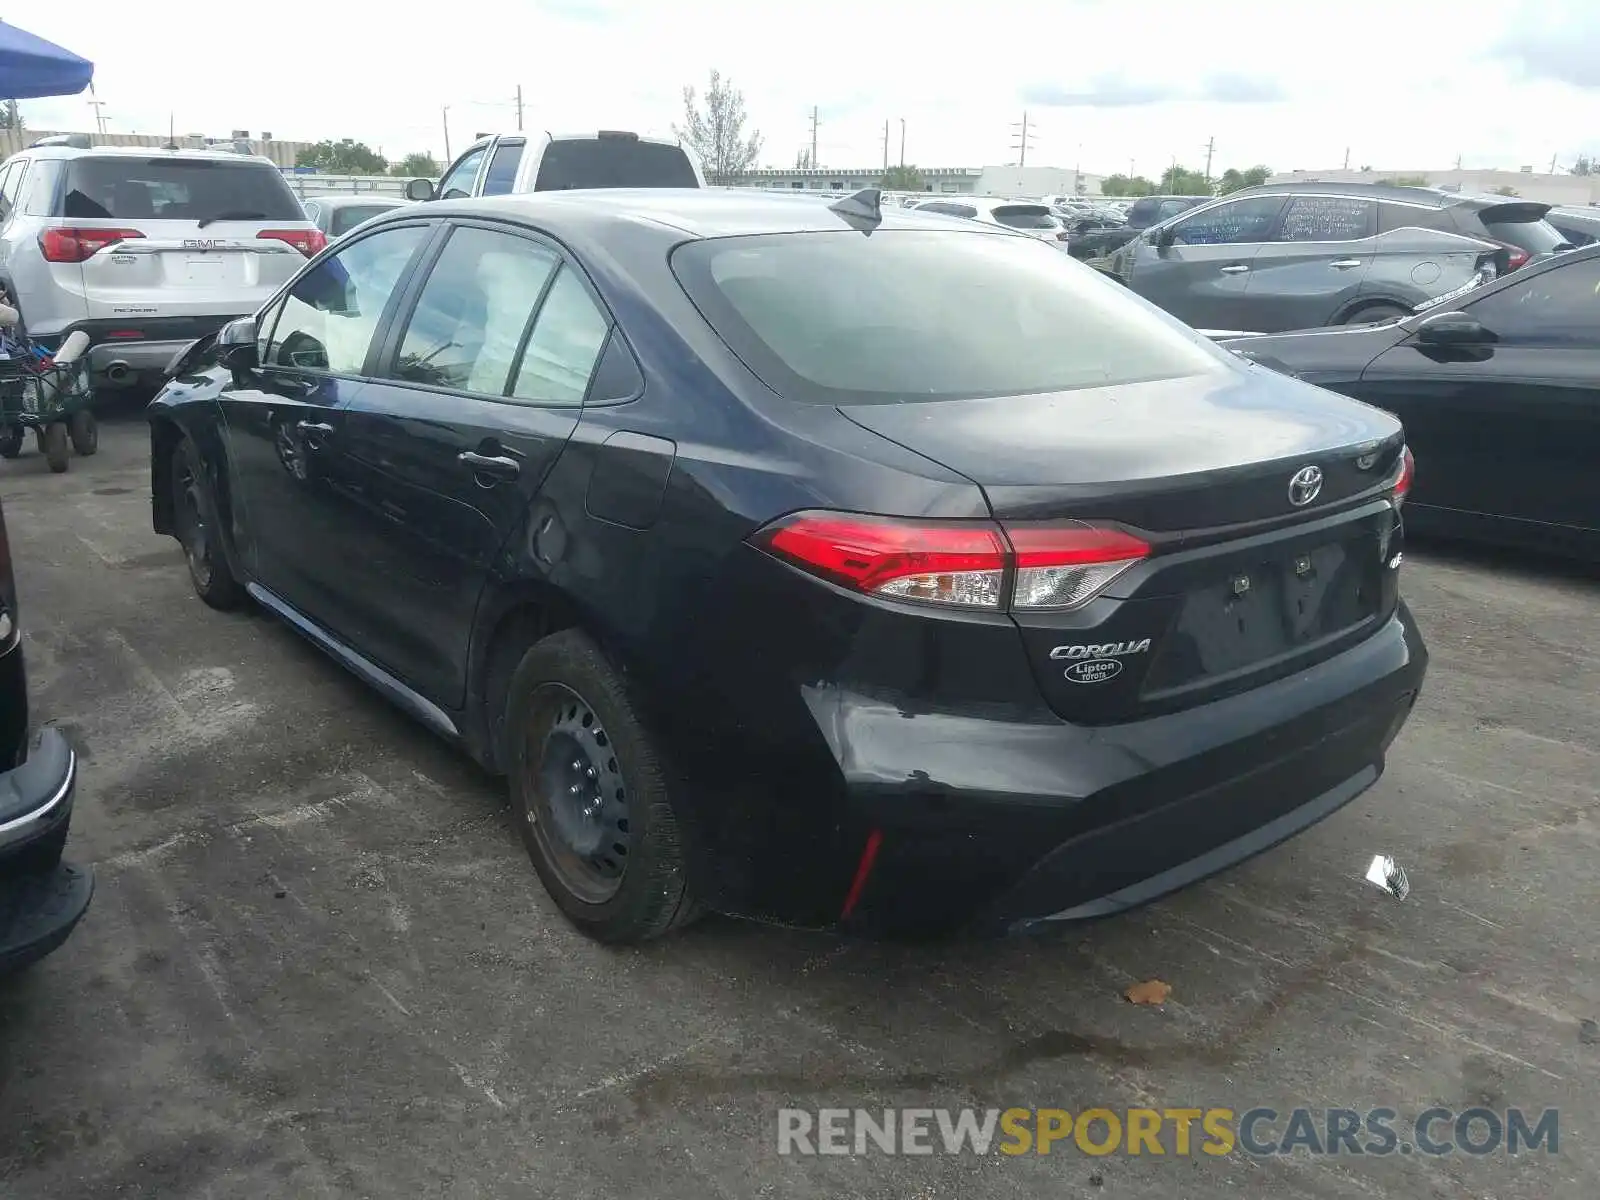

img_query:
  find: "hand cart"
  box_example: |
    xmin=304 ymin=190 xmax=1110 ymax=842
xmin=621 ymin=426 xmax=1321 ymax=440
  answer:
xmin=0 ymin=336 xmax=97 ymax=474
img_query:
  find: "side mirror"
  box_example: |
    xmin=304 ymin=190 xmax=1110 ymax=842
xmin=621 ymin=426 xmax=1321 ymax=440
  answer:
xmin=405 ymin=177 xmax=436 ymax=202
xmin=216 ymin=317 xmax=259 ymax=371
xmin=1411 ymin=310 xmax=1495 ymax=347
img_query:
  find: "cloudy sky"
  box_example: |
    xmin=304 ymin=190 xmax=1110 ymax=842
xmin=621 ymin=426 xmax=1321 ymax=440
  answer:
xmin=13 ymin=0 xmax=1600 ymax=178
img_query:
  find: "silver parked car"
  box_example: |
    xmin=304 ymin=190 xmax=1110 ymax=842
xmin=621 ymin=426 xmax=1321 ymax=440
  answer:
xmin=1111 ymin=183 xmax=1534 ymax=333
xmin=911 ymin=196 xmax=1071 ymax=247
xmin=301 ymin=195 xmax=407 ymax=241
xmin=0 ymin=137 xmax=325 ymax=389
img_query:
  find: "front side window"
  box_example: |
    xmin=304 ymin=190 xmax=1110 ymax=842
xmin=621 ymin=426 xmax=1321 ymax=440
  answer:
xmin=437 ymin=146 xmax=487 ymax=200
xmin=510 ymin=265 xmax=611 ymax=405
xmin=390 ymin=226 xmax=559 ymax=394
xmin=264 ymin=225 xmax=428 ymax=373
xmin=1465 ymin=255 xmax=1600 ymax=344
xmin=1170 ymin=196 xmax=1284 ymax=246
xmin=481 ymin=141 xmax=524 ymax=196
xmin=672 ymin=229 xmax=1225 ymax=405
xmin=1276 ymin=196 xmax=1375 ymax=242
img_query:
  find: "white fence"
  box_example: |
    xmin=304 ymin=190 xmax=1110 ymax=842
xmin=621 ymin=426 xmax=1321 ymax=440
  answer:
xmin=279 ymin=172 xmax=417 ymax=200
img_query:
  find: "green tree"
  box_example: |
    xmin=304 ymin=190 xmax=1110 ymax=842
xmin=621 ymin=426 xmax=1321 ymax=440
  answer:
xmin=1571 ymin=155 xmax=1594 ymax=176
xmin=1375 ymin=174 xmax=1429 ymax=187
xmin=1160 ymin=165 xmax=1212 ymax=195
xmin=296 ymin=139 xmax=388 ymax=175
xmin=0 ymin=100 xmax=19 ymax=131
xmin=1215 ymin=164 xmax=1273 ymax=195
xmin=1490 ymin=185 xmax=1519 ymax=196
xmin=390 ymin=151 xmax=441 ymax=178
xmin=673 ymin=69 xmax=762 ymax=185
xmin=881 ymin=164 xmax=924 ymax=190
xmin=794 ymin=147 xmax=814 ymax=169
xmin=1100 ymin=173 xmax=1155 ymax=197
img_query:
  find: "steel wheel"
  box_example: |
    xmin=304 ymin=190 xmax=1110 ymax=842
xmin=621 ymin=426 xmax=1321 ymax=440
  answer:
xmin=523 ymin=683 xmax=631 ymax=905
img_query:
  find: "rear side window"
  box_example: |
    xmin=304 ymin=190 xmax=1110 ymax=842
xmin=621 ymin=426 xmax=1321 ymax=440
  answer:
xmin=19 ymin=159 xmax=61 ymax=216
xmin=1276 ymin=196 xmax=1375 ymax=242
xmin=533 ymin=138 xmax=696 ymax=190
xmin=482 ymin=141 xmax=524 ymax=196
xmin=992 ymin=205 xmax=1055 ymax=230
xmin=60 ymin=157 xmax=303 ymax=221
xmin=672 ymin=230 xmax=1224 ymax=405
xmin=1157 ymin=198 xmax=1198 ymax=221
xmin=510 ymin=266 xmax=611 ymax=405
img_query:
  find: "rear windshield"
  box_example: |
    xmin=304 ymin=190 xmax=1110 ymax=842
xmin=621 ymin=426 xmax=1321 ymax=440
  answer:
xmin=992 ymin=205 xmax=1056 ymax=230
xmin=672 ymin=230 xmax=1223 ymax=405
xmin=61 ymin=157 xmax=303 ymax=221
xmin=331 ymin=204 xmax=398 ymax=235
xmin=533 ymin=138 xmax=697 ymax=190
xmin=1481 ymin=216 xmax=1571 ymax=256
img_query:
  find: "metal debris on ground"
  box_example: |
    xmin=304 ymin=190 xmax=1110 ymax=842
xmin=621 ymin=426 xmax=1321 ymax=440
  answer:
xmin=1364 ymin=854 xmax=1411 ymax=901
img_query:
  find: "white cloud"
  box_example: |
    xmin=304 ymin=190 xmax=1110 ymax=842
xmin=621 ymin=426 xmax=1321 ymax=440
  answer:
xmin=11 ymin=0 xmax=1600 ymax=178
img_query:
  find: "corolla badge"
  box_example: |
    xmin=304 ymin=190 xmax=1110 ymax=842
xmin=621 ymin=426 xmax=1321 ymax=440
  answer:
xmin=1288 ymin=464 xmax=1323 ymax=507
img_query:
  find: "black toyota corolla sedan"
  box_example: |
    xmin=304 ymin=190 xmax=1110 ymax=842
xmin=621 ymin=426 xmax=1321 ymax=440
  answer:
xmin=147 ymin=188 xmax=1426 ymax=942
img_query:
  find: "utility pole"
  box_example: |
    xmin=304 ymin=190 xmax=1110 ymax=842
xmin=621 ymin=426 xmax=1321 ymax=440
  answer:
xmin=1202 ymin=136 xmax=1215 ymax=183
xmin=1010 ymin=111 xmax=1036 ymax=167
xmin=809 ymin=106 xmax=819 ymax=170
xmin=882 ymin=119 xmax=889 ymax=171
xmin=1549 ymin=152 xmax=1559 ymax=173
xmin=515 ymin=85 xmax=524 ymax=132
xmin=86 ymin=82 xmax=107 ymax=136
xmin=1454 ymin=153 xmax=1463 ymax=170
xmin=899 ymin=117 xmax=905 ymax=168
xmin=442 ymin=106 xmax=451 ymax=163
xmin=1343 ymin=146 xmax=1350 ymax=170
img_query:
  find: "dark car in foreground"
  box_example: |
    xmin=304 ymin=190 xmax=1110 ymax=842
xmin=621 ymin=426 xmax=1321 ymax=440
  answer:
xmin=1112 ymin=182 xmax=1556 ymax=333
xmin=148 ymin=188 xmax=1426 ymax=942
xmin=1219 ymin=243 xmax=1600 ymax=561
xmin=0 ymin=495 xmax=90 ymax=974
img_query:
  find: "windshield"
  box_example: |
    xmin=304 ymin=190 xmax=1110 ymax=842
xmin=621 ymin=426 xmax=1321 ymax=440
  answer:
xmin=992 ymin=205 xmax=1056 ymax=230
xmin=533 ymin=138 xmax=697 ymax=190
xmin=672 ymin=229 xmax=1223 ymax=405
xmin=1482 ymin=216 xmax=1571 ymax=256
xmin=60 ymin=157 xmax=303 ymax=221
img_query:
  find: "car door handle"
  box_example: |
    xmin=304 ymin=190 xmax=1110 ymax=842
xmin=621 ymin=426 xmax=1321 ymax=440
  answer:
xmin=1220 ymin=264 xmax=1250 ymax=274
xmin=1330 ymin=258 xmax=1363 ymax=269
xmin=458 ymin=450 xmax=520 ymax=480
xmin=296 ymin=421 xmax=334 ymax=436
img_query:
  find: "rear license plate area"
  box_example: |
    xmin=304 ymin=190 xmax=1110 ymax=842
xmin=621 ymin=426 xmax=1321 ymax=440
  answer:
xmin=1143 ymin=537 xmax=1382 ymax=691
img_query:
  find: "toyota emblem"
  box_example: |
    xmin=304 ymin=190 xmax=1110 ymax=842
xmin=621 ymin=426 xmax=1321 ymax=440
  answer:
xmin=1288 ymin=465 xmax=1323 ymax=507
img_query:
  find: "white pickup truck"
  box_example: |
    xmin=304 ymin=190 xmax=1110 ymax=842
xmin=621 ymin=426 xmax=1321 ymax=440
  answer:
xmin=406 ymin=131 xmax=705 ymax=202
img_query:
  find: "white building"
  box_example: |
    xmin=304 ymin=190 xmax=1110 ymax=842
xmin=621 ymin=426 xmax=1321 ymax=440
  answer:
xmin=727 ymin=164 xmax=1107 ymax=198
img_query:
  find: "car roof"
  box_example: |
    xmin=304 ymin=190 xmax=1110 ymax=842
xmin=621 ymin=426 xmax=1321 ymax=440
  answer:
xmin=1230 ymin=180 xmax=1455 ymax=208
xmin=18 ymin=144 xmax=278 ymax=166
xmin=398 ymin=188 xmax=1009 ymax=242
xmin=461 ymin=130 xmax=686 ymax=151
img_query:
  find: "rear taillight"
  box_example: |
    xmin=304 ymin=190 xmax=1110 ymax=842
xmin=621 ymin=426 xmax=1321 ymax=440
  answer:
xmin=39 ymin=226 xmax=144 ymax=263
xmin=1487 ymin=239 xmax=1529 ymax=271
xmin=1390 ymin=446 xmax=1414 ymax=508
xmin=752 ymin=512 xmax=1150 ymax=612
xmin=258 ymin=228 xmax=327 ymax=257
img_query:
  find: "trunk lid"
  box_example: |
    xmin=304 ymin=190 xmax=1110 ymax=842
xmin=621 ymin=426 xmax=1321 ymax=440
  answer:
xmin=839 ymin=368 xmax=1407 ymax=723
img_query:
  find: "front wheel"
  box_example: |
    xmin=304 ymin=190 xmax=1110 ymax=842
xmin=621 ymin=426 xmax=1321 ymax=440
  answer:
xmin=42 ymin=423 xmax=68 ymax=473
xmin=172 ymin=436 xmax=245 ymax=610
xmin=504 ymin=629 xmax=699 ymax=943
xmin=69 ymin=410 xmax=97 ymax=456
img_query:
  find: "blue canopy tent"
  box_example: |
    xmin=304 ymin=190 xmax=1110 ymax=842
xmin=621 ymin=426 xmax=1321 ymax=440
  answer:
xmin=0 ymin=21 xmax=92 ymax=100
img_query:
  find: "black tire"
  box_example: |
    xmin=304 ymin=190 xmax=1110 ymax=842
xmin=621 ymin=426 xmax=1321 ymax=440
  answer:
xmin=172 ymin=436 xmax=246 ymax=610
xmin=69 ymin=410 xmax=97 ymax=456
xmin=0 ymin=427 xmax=22 ymax=458
xmin=42 ymin=423 xmax=68 ymax=473
xmin=1342 ymin=303 xmax=1408 ymax=326
xmin=504 ymin=629 xmax=699 ymax=943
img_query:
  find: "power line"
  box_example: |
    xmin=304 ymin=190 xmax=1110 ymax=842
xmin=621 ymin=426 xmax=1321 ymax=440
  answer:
xmin=810 ymin=106 xmax=820 ymax=169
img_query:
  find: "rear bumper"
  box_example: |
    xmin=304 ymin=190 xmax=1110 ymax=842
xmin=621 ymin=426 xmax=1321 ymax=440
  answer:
xmin=34 ymin=316 xmax=236 ymax=383
xmin=693 ymin=605 xmax=1427 ymax=937
xmin=0 ymin=726 xmax=90 ymax=972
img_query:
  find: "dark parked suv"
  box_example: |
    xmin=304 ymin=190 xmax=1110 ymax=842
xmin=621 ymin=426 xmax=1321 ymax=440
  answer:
xmin=0 ymin=494 xmax=90 ymax=973
xmin=1113 ymin=182 xmax=1567 ymax=332
xmin=149 ymin=190 xmax=1426 ymax=943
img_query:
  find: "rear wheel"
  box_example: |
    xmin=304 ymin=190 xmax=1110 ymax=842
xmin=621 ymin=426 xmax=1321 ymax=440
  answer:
xmin=1342 ymin=303 xmax=1408 ymax=326
xmin=172 ymin=436 xmax=245 ymax=610
xmin=68 ymin=410 xmax=97 ymax=456
xmin=504 ymin=629 xmax=699 ymax=943
xmin=42 ymin=423 xmax=68 ymax=473
xmin=0 ymin=426 xmax=22 ymax=459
